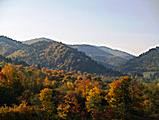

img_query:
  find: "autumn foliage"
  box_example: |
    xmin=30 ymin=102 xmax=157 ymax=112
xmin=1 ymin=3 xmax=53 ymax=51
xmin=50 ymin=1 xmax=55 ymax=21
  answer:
xmin=0 ymin=64 xmax=158 ymax=120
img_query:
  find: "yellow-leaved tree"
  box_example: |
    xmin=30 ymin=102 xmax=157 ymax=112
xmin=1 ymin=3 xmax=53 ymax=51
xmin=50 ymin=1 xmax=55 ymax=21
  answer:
xmin=107 ymin=76 xmax=132 ymax=120
xmin=39 ymin=88 xmax=57 ymax=119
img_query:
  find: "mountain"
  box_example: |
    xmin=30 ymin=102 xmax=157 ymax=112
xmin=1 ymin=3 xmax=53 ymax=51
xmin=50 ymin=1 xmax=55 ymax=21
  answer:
xmin=99 ymin=46 xmax=134 ymax=60
xmin=23 ymin=37 xmax=53 ymax=45
xmin=70 ymin=44 xmax=134 ymax=68
xmin=0 ymin=36 xmax=119 ymax=75
xmin=0 ymin=36 xmax=27 ymax=56
xmin=122 ymin=47 xmax=159 ymax=73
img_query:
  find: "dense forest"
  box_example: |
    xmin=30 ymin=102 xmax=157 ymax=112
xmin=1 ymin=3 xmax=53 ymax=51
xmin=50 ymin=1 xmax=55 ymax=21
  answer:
xmin=0 ymin=63 xmax=159 ymax=120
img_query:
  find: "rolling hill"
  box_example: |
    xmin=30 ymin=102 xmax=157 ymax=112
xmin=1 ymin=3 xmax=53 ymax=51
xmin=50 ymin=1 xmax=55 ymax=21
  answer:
xmin=0 ymin=36 xmax=27 ymax=56
xmin=71 ymin=44 xmax=134 ymax=68
xmin=23 ymin=37 xmax=53 ymax=45
xmin=0 ymin=36 xmax=120 ymax=75
xmin=122 ymin=47 xmax=159 ymax=73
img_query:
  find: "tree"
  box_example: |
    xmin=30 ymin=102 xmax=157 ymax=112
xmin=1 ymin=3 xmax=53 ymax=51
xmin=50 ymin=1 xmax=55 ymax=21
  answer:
xmin=1 ymin=64 xmax=15 ymax=82
xmin=57 ymin=93 xmax=80 ymax=119
xmin=107 ymin=76 xmax=132 ymax=119
xmin=39 ymin=88 xmax=57 ymax=119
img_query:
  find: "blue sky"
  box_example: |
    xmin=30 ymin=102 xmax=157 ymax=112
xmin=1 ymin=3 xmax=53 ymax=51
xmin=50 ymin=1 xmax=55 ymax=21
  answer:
xmin=0 ymin=0 xmax=159 ymax=55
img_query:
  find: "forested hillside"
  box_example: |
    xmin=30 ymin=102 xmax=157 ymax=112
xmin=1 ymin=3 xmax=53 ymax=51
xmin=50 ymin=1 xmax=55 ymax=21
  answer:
xmin=0 ymin=63 xmax=158 ymax=120
xmin=0 ymin=36 xmax=159 ymax=119
xmin=0 ymin=36 xmax=119 ymax=75
xmin=122 ymin=47 xmax=159 ymax=79
xmin=1 ymin=0 xmax=158 ymax=119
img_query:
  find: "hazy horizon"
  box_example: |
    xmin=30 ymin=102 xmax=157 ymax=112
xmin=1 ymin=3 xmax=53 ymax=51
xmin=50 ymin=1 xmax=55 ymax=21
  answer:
xmin=0 ymin=0 xmax=159 ymax=55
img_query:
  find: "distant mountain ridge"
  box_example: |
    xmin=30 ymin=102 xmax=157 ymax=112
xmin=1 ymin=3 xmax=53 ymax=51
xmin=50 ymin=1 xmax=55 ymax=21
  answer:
xmin=1 ymin=35 xmax=159 ymax=77
xmin=23 ymin=37 xmax=53 ymax=45
xmin=71 ymin=44 xmax=134 ymax=68
xmin=99 ymin=46 xmax=133 ymax=60
xmin=0 ymin=36 xmax=27 ymax=56
xmin=122 ymin=47 xmax=159 ymax=73
xmin=0 ymin=36 xmax=120 ymax=75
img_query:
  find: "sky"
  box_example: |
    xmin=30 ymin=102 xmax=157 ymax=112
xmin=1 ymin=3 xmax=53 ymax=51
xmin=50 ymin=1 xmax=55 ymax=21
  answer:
xmin=0 ymin=0 xmax=159 ymax=56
